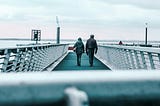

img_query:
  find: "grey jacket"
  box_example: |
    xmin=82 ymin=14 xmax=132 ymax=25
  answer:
xmin=86 ymin=38 xmax=98 ymax=52
xmin=74 ymin=40 xmax=84 ymax=54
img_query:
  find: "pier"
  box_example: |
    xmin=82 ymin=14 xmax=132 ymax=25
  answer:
xmin=54 ymin=52 xmax=110 ymax=71
xmin=0 ymin=43 xmax=160 ymax=106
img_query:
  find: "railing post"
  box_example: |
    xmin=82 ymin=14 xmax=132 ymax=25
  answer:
xmin=37 ymin=47 xmax=44 ymax=71
xmin=140 ymin=51 xmax=147 ymax=69
xmin=115 ymin=49 xmax=119 ymax=68
xmin=11 ymin=49 xmax=19 ymax=72
xmin=148 ymin=52 xmax=155 ymax=69
xmin=128 ymin=50 xmax=136 ymax=69
xmin=116 ymin=49 xmax=122 ymax=69
xmin=37 ymin=47 xmax=46 ymax=71
xmin=18 ymin=49 xmax=27 ymax=72
xmin=2 ymin=49 xmax=10 ymax=72
xmin=122 ymin=49 xmax=128 ymax=69
xmin=24 ymin=48 xmax=32 ymax=71
xmin=134 ymin=50 xmax=141 ymax=69
xmin=28 ymin=47 xmax=35 ymax=71
xmin=42 ymin=47 xmax=49 ymax=68
xmin=23 ymin=48 xmax=30 ymax=72
xmin=108 ymin=48 xmax=114 ymax=67
xmin=35 ymin=47 xmax=41 ymax=71
xmin=124 ymin=49 xmax=131 ymax=69
xmin=119 ymin=49 xmax=127 ymax=69
xmin=105 ymin=48 xmax=111 ymax=64
xmin=32 ymin=47 xmax=39 ymax=71
xmin=27 ymin=48 xmax=33 ymax=71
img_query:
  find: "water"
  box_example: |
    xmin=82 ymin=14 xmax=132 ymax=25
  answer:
xmin=0 ymin=39 xmax=56 ymax=49
xmin=0 ymin=39 xmax=160 ymax=49
xmin=97 ymin=40 xmax=160 ymax=46
xmin=0 ymin=39 xmax=78 ymax=49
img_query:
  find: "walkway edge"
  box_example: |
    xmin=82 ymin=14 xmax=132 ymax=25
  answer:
xmin=43 ymin=52 xmax=69 ymax=72
xmin=95 ymin=55 xmax=113 ymax=70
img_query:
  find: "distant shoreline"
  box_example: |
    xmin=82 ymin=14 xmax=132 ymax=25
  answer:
xmin=0 ymin=38 xmax=160 ymax=43
xmin=0 ymin=38 xmax=54 ymax=41
xmin=0 ymin=38 xmax=29 ymax=40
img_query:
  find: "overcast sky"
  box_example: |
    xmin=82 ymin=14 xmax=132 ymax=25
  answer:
xmin=0 ymin=0 xmax=160 ymax=40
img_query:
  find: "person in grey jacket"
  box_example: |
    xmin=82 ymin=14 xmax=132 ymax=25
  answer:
xmin=73 ymin=37 xmax=84 ymax=66
xmin=86 ymin=35 xmax=98 ymax=67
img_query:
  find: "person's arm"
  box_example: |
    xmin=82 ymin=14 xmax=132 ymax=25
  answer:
xmin=73 ymin=42 xmax=77 ymax=52
xmin=85 ymin=41 xmax=88 ymax=55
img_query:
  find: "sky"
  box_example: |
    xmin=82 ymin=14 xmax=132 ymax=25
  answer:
xmin=0 ymin=0 xmax=160 ymax=41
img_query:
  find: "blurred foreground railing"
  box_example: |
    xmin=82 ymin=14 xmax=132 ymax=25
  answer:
xmin=96 ymin=45 xmax=160 ymax=70
xmin=0 ymin=44 xmax=68 ymax=72
xmin=0 ymin=71 xmax=160 ymax=106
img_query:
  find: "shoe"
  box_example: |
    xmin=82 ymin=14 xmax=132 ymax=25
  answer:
xmin=90 ymin=64 xmax=93 ymax=67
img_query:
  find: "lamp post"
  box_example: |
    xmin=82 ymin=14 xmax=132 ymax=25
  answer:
xmin=57 ymin=27 xmax=60 ymax=44
xmin=145 ymin=23 xmax=148 ymax=46
xmin=56 ymin=16 xmax=60 ymax=44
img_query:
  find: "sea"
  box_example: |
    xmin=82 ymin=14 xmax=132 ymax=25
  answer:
xmin=0 ymin=39 xmax=160 ymax=49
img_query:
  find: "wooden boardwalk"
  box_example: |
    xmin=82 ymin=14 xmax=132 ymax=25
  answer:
xmin=53 ymin=52 xmax=110 ymax=71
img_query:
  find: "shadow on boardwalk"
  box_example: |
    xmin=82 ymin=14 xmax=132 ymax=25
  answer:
xmin=53 ymin=52 xmax=110 ymax=71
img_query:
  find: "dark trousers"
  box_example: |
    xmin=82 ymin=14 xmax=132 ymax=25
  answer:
xmin=76 ymin=53 xmax=82 ymax=66
xmin=88 ymin=48 xmax=94 ymax=66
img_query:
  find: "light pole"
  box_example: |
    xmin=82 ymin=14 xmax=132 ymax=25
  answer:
xmin=56 ymin=16 xmax=60 ymax=44
xmin=145 ymin=23 xmax=148 ymax=46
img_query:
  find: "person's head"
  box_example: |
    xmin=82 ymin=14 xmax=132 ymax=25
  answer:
xmin=78 ymin=37 xmax=82 ymax=41
xmin=90 ymin=34 xmax=94 ymax=38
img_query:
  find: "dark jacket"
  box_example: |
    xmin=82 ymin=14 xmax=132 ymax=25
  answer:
xmin=86 ymin=38 xmax=98 ymax=53
xmin=74 ymin=40 xmax=84 ymax=54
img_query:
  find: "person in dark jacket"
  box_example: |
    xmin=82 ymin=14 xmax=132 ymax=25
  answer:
xmin=86 ymin=35 xmax=98 ymax=67
xmin=73 ymin=37 xmax=84 ymax=66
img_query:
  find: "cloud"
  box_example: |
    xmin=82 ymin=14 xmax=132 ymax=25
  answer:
xmin=0 ymin=0 xmax=160 ymax=40
xmin=0 ymin=0 xmax=157 ymax=24
xmin=96 ymin=0 xmax=160 ymax=10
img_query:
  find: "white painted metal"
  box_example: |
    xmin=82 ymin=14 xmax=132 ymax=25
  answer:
xmin=134 ymin=50 xmax=141 ymax=69
xmin=0 ymin=44 xmax=68 ymax=72
xmin=140 ymin=51 xmax=147 ymax=69
xmin=148 ymin=53 xmax=155 ymax=69
xmin=128 ymin=50 xmax=136 ymax=69
xmin=0 ymin=71 xmax=160 ymax=105
xmin=96 ymin=45 xmax=160 ymax=70
xmin=2 ymin=49 xmax=10 ymax=72
xmin=64 ymin=87 xmax=89 ymax=106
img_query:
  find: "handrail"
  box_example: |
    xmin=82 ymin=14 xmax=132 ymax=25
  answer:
xmin=101 ymin=45 xmax=160 ymax=54
xmin=96 ymin=45 xmax=160 ymax=70
xmin=0 ymin=44 xmax=69 ymax=72
xmin=0 ymin=71 xmax=160 ymax=105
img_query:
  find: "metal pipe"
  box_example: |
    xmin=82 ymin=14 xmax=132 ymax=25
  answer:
xmin=0 ymin=71 xmax=160 ymax=105
xmin=145 ymin=23 xmax=148 ymax=46
xmin=57 ymin=27 xmax=60 ymax=44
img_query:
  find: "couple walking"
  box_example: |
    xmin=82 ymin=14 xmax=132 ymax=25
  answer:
xmin=73 ymin=35 xmax=98 ymax=67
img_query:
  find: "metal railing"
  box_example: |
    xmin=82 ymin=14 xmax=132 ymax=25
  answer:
xmin=96 ymin=45 xmax=160 ymax=70
xmin=0 ymin=44 xmax=68 ymax=72
xmin=0 ymin=71 xmax=160 ymax=106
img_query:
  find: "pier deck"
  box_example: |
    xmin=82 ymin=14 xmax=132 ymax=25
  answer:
xmin=53 ymin=52 xmax=110 ymax=71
